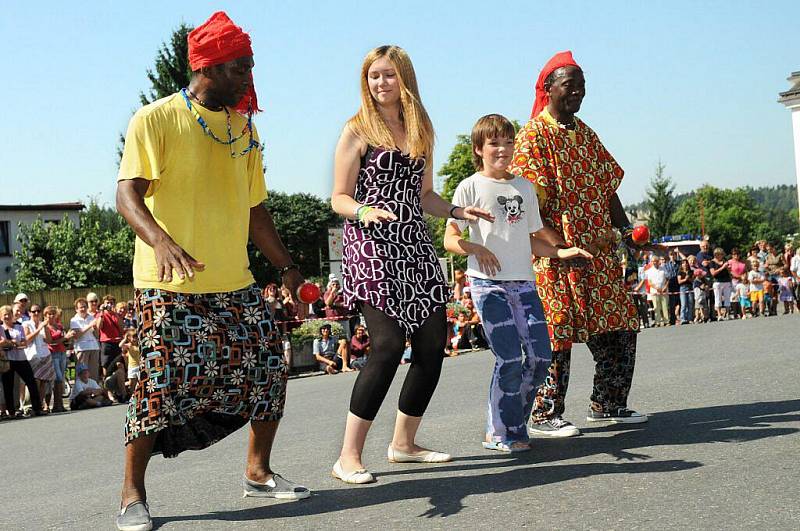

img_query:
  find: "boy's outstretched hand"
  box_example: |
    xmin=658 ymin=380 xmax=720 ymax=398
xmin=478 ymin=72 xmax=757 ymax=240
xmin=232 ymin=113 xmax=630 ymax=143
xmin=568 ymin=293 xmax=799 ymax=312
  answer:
xmin=556 ymin=246 xmax=594 ymax=268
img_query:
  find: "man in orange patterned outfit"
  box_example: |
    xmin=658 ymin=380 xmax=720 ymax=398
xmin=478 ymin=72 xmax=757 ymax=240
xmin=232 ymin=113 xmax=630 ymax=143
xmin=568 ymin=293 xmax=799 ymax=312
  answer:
xmin=510 ymin=51 xmax=648 ymax=437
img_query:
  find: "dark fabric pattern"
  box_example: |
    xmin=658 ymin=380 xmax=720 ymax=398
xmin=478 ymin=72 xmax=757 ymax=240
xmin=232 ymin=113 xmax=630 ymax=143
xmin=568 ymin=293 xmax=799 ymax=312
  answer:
xmin=124 ymin=285 xmax=287 ymax=458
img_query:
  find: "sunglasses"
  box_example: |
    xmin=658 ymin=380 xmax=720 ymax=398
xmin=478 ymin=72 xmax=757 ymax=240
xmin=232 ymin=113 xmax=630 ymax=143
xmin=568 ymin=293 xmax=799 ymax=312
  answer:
xmin=31 ymin=310 xmax=41 ymax=314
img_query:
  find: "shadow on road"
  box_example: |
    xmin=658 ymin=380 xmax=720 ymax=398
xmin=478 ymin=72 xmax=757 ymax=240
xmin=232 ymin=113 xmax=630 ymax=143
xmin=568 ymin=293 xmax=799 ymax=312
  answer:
xmin=152 ymin=399 xmax=799 ymax=527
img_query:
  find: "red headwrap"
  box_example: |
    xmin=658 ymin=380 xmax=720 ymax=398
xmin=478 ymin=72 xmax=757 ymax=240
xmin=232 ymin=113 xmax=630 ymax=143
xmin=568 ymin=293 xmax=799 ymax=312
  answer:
xmin=188 ymin=11 xmax=260 ymax=114
xmin=530 ymin=51 xmax=581 ymax=119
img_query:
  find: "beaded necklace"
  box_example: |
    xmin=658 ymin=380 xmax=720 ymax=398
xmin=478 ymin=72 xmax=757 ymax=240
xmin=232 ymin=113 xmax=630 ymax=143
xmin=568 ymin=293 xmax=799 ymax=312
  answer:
xmin=180 ymin=88 xmax=263 ymax=158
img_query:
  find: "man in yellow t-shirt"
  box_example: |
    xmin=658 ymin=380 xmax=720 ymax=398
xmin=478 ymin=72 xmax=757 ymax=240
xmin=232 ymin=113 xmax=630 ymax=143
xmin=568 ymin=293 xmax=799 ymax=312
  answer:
xmin=114 ymin=12 xmax=309 ymax=531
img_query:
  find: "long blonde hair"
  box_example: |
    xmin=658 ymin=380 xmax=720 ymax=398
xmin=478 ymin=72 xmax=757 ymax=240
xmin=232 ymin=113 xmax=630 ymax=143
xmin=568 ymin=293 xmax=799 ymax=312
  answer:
xmin=347 ymin=45 xmax=434 ymax=160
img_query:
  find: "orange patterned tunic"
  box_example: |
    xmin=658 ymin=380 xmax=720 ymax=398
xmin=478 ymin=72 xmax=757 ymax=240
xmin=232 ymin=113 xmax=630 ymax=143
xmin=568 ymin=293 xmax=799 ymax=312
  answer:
xmin=510 ymin=109 xmax=639 ymax=351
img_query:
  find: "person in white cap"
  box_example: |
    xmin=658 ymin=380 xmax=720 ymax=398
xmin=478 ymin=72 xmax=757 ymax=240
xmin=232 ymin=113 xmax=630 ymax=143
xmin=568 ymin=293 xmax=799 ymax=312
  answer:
xmin=13 ymin=294 xmax=30 ymax=322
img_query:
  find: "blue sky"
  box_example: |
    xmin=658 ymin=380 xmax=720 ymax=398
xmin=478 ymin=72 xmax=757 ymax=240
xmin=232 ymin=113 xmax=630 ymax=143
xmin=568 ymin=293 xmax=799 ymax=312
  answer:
xmin=1 ymin=0 xmax=797 ymax=208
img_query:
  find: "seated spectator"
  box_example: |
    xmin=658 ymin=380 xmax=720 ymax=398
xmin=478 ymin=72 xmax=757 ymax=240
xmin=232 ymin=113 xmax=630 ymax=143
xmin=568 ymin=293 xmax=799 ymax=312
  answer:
xmin=69 ymin=364 xmax=112 ymax=410
xmin=348 ymin=325 xmax=370 ymax=370
xmin=461 ymin=298 xmax=487 ymax=349
xmin=400 ymin=339 xmax=412 ymax=365
xmin=104 ymin=359 xmax=130 ymax=403
xmin=313 ymin=324 xmax=350 ymax=374
xmin=449 ymin=312 xmax=474 ymax=354
xmin=280 ymin=286 xmax=302 ymax=331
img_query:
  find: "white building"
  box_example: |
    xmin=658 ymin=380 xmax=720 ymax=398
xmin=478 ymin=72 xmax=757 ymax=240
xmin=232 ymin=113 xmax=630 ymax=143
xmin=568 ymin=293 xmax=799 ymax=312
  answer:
xmin=0 ymin=203 xmax=84 ymax=287
xmin=778 ymin=71 xmax=800 ymax=223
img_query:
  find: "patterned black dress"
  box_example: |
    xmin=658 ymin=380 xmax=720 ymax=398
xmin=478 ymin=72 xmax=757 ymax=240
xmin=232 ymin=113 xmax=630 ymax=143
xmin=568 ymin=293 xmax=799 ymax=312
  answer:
xmin=342 ymin=146 xmax=449 ymax=336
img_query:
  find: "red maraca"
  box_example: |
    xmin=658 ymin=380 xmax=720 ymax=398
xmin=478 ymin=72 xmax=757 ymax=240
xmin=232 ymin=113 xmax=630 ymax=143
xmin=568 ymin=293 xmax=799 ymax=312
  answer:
xmin=631 ymin=225 xmax=650 ymax=245
xmin=296 ymin=282 xmax=321 ymax=304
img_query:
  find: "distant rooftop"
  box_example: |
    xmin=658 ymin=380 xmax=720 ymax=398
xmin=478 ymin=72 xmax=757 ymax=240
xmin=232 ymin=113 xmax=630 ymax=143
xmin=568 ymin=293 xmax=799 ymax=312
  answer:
xmin=778 ymin=71 xmax=800 ymax=103
xmin=0 ymin=202 xmax=85 ymax=211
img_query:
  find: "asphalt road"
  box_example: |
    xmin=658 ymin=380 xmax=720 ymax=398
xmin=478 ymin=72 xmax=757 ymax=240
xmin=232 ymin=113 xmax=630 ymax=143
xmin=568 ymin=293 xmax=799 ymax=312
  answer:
xmin=3 ymin=313 xmax=799 ymax=530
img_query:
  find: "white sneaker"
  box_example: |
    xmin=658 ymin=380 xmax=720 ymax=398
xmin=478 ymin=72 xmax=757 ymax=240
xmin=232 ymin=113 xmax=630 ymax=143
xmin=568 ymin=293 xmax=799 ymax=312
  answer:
xmin=528 ymin=417 xmax=581 ymax=437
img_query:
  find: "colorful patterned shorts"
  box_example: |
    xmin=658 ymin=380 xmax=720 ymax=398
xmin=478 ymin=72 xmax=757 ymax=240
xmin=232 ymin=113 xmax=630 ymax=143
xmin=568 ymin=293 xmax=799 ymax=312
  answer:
xmin=124 ymin=285 xmax=287 ymax=457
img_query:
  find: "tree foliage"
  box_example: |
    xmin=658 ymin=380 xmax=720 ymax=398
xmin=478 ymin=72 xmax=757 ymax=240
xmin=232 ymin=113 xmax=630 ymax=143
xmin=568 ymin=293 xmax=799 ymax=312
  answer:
xmin=644 ymin=161 xmax=676 ymax=238
xmin=139 ymin=23 xmax=194 ymax=106
xmin=7 ymin=202 xmax=135 ymax=292
xmin=670 ymin=185 xmax=776 ymax=251
xmin=427 ymin=134 xmax=476 ymax=270
xmin=248 ymin=192 xmax=339 ymax=286
xmin=118 ymin=24 xmax=194 ymax=162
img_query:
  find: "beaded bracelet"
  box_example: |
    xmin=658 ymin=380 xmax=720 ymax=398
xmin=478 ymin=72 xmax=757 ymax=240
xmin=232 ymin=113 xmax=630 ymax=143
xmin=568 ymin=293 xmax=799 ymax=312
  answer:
xmin=357 ymin=206 xmax=374 ymax=222
xmin=279 ymin=263 xmax=299 ymax=276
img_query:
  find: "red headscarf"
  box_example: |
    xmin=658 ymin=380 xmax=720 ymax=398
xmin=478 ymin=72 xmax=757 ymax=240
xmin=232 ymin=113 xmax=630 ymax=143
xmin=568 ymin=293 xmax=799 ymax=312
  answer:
xmin=188 ymin=11 xmax=260 ymax=114
xmin=530 ymin=51 xmax=581 ymax=119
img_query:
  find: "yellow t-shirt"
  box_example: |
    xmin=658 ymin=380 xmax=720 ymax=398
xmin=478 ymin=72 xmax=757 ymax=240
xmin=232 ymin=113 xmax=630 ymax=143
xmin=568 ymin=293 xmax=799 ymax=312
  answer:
xmin=118 ymin=93 xmax=267 ymax=293
xmin=127 ymin=345 xmax=141 ymax=369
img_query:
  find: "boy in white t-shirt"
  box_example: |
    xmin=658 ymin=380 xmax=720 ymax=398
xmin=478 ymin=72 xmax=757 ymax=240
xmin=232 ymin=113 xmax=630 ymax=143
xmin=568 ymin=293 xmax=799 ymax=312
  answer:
xmin=444 ymin=114 xmax=592 ymax=451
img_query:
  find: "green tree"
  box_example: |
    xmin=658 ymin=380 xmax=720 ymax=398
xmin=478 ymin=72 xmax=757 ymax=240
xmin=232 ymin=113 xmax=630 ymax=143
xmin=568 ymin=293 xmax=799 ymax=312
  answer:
xmin=428 ymin=121 xmax=522 ymax=271
xmin=645 ymin=161 xmax=676 ymax=238
xmin=7 ymin=201 xmax=135 ymax=292
xmin=139 ymin=23 xmax=194 ymax=106
xmin=426 ymin=134 xmax=475 ymax=271
xmin=118 ymin=24 xmax=194 ymax=161
xmin=248 ymin=192 xmax=339 ymax=286
xmin=671 ymin=185 xmax=774 ymax=250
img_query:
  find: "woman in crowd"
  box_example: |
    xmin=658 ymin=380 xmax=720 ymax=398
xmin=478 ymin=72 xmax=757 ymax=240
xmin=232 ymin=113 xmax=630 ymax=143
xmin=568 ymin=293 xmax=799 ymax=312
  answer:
xmin=44 ymin=306 xmax=73 ymax=413
xmin=1 ymin=305 xmax=44 ymax=417
xmin=728 ymin=248 xmax=747 ymax=286
xmin=330 ymin=45 xmax=491 ymax=483
xmin=676 ymin=258 xmax=695 ymax=325
xmin=23 ymin=304 xmax=54 ymax=413
xmin=710 ymin=247 xmax=732 ymax=320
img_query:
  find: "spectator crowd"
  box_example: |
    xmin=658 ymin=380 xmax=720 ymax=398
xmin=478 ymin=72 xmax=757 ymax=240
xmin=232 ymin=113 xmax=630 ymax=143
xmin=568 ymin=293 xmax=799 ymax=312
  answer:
xmin=626 ymin=239 xmax=799 ymax=328
xmin=3 ymin=238 xmax=794 ymax=413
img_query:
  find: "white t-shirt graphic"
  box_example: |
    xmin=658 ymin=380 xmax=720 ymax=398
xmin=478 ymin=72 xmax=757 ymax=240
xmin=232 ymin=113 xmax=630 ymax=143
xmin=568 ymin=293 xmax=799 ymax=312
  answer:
xmin=450 ymin=172 xmax=543 ymax=281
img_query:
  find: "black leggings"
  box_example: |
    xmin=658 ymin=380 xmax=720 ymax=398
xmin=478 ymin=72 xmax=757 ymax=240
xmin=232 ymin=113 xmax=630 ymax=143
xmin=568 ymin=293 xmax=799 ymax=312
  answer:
xmin=2 ymin=360 xmax=42 ymax=413
xmin=349 ymin=304 xmax=447 ymax=421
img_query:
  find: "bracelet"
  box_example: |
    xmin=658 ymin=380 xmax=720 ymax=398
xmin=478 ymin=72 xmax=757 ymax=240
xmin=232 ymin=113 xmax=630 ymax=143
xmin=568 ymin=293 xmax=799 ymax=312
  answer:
xmin=279 ymin=263 xmax=299 ymax=276
xmin=353 ymin=204 xmax=362 ymax=218
xmin=449 ymin=205 xmax=460 ymax=219
xmin=357 ymin=206 xmax=373 ymax=222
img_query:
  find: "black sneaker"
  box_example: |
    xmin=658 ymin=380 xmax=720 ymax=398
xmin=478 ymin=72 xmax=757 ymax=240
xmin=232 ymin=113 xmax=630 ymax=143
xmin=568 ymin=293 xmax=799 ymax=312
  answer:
xmin=586 ymin=408 xmax=648 ymax=424
xmin=528 ymin=417 xmax=581 ymax=437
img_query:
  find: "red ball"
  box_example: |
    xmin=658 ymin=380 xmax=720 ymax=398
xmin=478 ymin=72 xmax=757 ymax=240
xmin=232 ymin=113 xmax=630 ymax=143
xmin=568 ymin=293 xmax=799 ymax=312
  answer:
xmin=632 ymin=225 xmax=650 ymax=245
xmin=296 ymin=282 xmax=321 ymax=304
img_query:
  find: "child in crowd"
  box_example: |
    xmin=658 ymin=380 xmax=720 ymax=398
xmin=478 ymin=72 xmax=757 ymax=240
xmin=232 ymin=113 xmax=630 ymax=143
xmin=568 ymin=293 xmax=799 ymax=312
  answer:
xmin=443 ymin=114 xmax=592 ymax=451
xmin=777 ymin=268 xmax=795 ymax=314
xmin=734 ymin=281 xmax=750 ymax=319
xmin=693 ymin=269 xmax=709 ymax=323
xmin=119 ymin=328 xmax=140 ymax=394
xmin=747 ymin=259 xmax=766 ymax=317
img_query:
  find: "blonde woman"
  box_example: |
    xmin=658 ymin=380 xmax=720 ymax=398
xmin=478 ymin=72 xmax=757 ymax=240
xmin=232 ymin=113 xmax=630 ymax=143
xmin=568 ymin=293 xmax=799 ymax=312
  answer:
xmin=330 ymin=45 xmax=492 ymax=483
